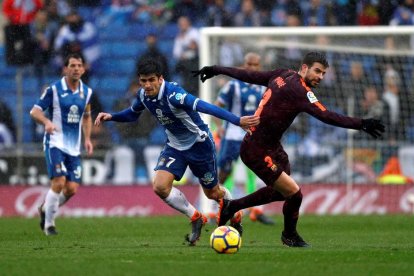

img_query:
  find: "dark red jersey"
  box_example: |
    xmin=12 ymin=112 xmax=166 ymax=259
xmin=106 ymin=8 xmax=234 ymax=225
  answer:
xmin=213 ymin=66 xmax=363 ymax=147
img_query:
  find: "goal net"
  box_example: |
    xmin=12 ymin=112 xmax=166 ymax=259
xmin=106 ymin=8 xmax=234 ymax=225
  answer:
xmin=199 ymin=26 xmax=414 ymax=186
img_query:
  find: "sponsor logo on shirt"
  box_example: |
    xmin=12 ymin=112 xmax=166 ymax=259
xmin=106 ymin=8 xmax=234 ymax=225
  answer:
xmin=61 ymin=93 xmax=69 ymax=98
xmin=307 ymin=91 xmax=318 ymax=103
xmin=68 ymin=105 xmax=80 ymax=123
xmin=155 ymin=109 xmax=174 ymax=125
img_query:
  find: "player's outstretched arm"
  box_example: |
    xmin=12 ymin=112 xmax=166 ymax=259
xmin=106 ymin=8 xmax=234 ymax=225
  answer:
xmin=193 ymin=65 xmax=274 ymax=86
xmin=361 ymin=118 xmax=385 ymax=139
xmin=94 ymin=112 xmax=112 ymax=126
xmin=95 ymin=108 xmax=141 ymax=126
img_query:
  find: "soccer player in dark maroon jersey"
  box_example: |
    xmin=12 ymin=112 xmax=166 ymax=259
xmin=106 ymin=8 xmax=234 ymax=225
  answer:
xmin=193 ymin=51 xmax=385 ymax=247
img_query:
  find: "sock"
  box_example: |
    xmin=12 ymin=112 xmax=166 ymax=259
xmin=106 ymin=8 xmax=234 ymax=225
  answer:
xmin=58 ymin=192 xmax=70 ymax=207
xmin=229 ymin=186 xmax=285 ymax=213
xmin=282 ymin=189 xmax=303 ymax=235
xmin=163 ymin=187 xmax=197 ymax=218
xmin=221 ymin=186 xmax=233 ymax=200
xmin=44 ymin=189 xmax=59 ymax=229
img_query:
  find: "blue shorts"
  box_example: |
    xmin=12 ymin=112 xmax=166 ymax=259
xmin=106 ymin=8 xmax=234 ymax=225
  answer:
xmin=155 ymin=138 xmax=218 ymax=189
xmin=218 ymin=139 xmax=242 ymax=174
xmin=45 ymin=146 xmax=82 ymax=183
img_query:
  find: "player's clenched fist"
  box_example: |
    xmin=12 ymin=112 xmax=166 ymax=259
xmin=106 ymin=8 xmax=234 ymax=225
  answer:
xmin=94 ymin=112 xmax=112 ymax=126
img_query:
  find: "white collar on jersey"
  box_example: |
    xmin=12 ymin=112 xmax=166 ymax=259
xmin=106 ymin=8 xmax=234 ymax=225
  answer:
xmin=61 ymin=77 xmax=84 ymax=95
xmin=157 ymin=80 xmax=166 ymax=100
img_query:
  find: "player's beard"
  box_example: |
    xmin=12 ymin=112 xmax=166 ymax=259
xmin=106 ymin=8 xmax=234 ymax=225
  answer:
xmin=305 ymin=77 xmax=320 ymax=88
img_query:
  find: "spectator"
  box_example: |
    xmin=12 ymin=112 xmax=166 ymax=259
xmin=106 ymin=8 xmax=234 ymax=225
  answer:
xmin=300 ymin=0 xmax=329 ymax=26
xmin=205 ymin=0 xmax=233 ymax=27
xmin=382 ymin=67 xmax=403 ymax=141
xmin=171 ymin=0 xmax=205 ymax=23
xmin=30 ymin=9 xmax=59 ymax=88
xmin=173 ymin=16 xmax=199 ymax=95
xmin=357 ymin=2 xmax=380 ymax=26
xmin=2 ymin=0 xmax=43 ymax=66
xmin=270 ymin=0 xmax=301 ymax=26
xmin=53 ymin=10 xmax=100 ymax=83
xmin=389 ymin=0 xmax=414 ymax=26
xmin=136 ymin=33 xmax=170 ymax=80
xmin=132 ymin=0 xmax=174 ymax=26
xmin=353 ymin=85 xmax=389 ymax=141
xmin=2 ymin=0 xmax=43 ymax=25
xmin=219 ymin=38 xmax=244 ymax=67
xmin=340 ymin=60 xmax=370 ymax=114
xmin=233 ymin=0 xmax=262 ymax=27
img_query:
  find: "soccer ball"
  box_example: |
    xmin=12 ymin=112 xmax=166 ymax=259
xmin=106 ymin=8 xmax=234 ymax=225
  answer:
xmin=210 ymin=226 xmax=242 ymax=254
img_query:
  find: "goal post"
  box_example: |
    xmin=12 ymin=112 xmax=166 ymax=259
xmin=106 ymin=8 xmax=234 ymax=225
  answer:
xmin=198 ymin=26 xmax=414 ymax=186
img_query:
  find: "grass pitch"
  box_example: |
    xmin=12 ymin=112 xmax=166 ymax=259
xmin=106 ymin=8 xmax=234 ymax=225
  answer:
xmin=0 ymin=215 xmax=413 ymax=276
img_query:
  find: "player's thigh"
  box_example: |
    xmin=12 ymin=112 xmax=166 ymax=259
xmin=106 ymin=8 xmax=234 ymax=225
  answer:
xmin=218 ymin=139 xmax=242 ymax=173
xmin=155 ymin=146 xmax=187 ymax=181
xmin=187 ymin=139 xmax=218 ymax=189
xmin=240 ymin=141 xmax=290 ymax=187
xmin=45 ymin=146 xmax=67 ymax=179
xmin=64 ymin=154 xmax=82 ymax=184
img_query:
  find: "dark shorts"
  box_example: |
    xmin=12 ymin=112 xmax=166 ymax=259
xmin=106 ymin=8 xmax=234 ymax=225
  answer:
xmin=217 ymin=139 xmax=242 ymax=173
xmin=45 ymin=146 xmax=82 ymax=183
xmin=155 ymin=137 xmax=218 ymax=189
xmin=240 ymin=139 xmax=290 ymax=186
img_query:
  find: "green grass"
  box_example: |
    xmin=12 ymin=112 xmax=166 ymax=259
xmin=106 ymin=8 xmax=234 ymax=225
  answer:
xmin=1 ymin=215 xmax=413 ymax=276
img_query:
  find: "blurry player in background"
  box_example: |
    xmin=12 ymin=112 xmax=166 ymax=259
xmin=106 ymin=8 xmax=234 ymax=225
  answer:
xmin=202 ymin=52 xmax=275 ymax=225
xmin=94 ymin=58 xmax=259 ymax=245
xmin=194 ymin=51 xmax=385 ymax=247
xmin=30 ymin=53 xmax=93 ymax=236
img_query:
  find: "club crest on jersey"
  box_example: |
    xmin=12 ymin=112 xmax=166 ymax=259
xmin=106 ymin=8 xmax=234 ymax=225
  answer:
xmin=175 ymin=93 xmax=186 ymax=104
xmin=201 ymin=172 xmax=214 ymax=185
xmin=307 ymin=91 xmax=318 ymax=103
xmin=158 ymin=157 xmax=166 ymax=167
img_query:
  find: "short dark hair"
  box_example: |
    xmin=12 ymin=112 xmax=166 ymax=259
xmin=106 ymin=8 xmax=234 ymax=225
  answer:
xmin=301 ymin=51 xmax=329 ymax=68
xmin=137 ymin=58 xmax=162 ymax=77
xmin=64 ymin=53 xmax=84 ymax=66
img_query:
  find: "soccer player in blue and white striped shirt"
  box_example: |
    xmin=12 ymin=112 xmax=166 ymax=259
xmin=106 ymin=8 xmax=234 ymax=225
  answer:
xmin=95 ymin=58 xmax=259 ymax=245
xmin=31 ymin=53 xmax=93 ymax=236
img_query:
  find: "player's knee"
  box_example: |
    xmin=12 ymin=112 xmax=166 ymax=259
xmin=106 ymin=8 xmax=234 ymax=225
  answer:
xmin=204 ymin=188 xmax=221 ymax=201
xmin=64 ymin=183 xmax=79 ymax=197
xmin=51 ymin=177 xmax=66 ymax=192
xmin=152 ymin=181 xmax=171 ymax=199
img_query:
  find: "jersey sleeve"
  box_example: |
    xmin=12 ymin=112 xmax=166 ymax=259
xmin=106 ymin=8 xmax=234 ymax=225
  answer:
xmin=34 ymin=86 xmax=53 ymax=111
xmin=167 ymin=87 xmax=196 ymax=110
xmin=298 ymin=89 xmax=362 ymax=130
xmin=213 ymin=66 xmax=284 ymax=87
xmin=216 ymin=81 xmax=234 ymax=107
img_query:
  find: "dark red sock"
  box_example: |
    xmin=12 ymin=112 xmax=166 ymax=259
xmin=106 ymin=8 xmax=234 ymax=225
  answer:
xmin=229 ymin=186 xmax=285 ymax=213
xmin=282 ymin=189 xmax=303 ymax=235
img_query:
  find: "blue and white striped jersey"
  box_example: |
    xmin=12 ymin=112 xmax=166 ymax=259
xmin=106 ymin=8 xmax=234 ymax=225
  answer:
xmin=34 ymin=77 xmax=92 ymax=156
xmin=131 ymin=80 xmax=210 ymax=151
xmin=217 ymin=80 xmax=265 ymax=141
